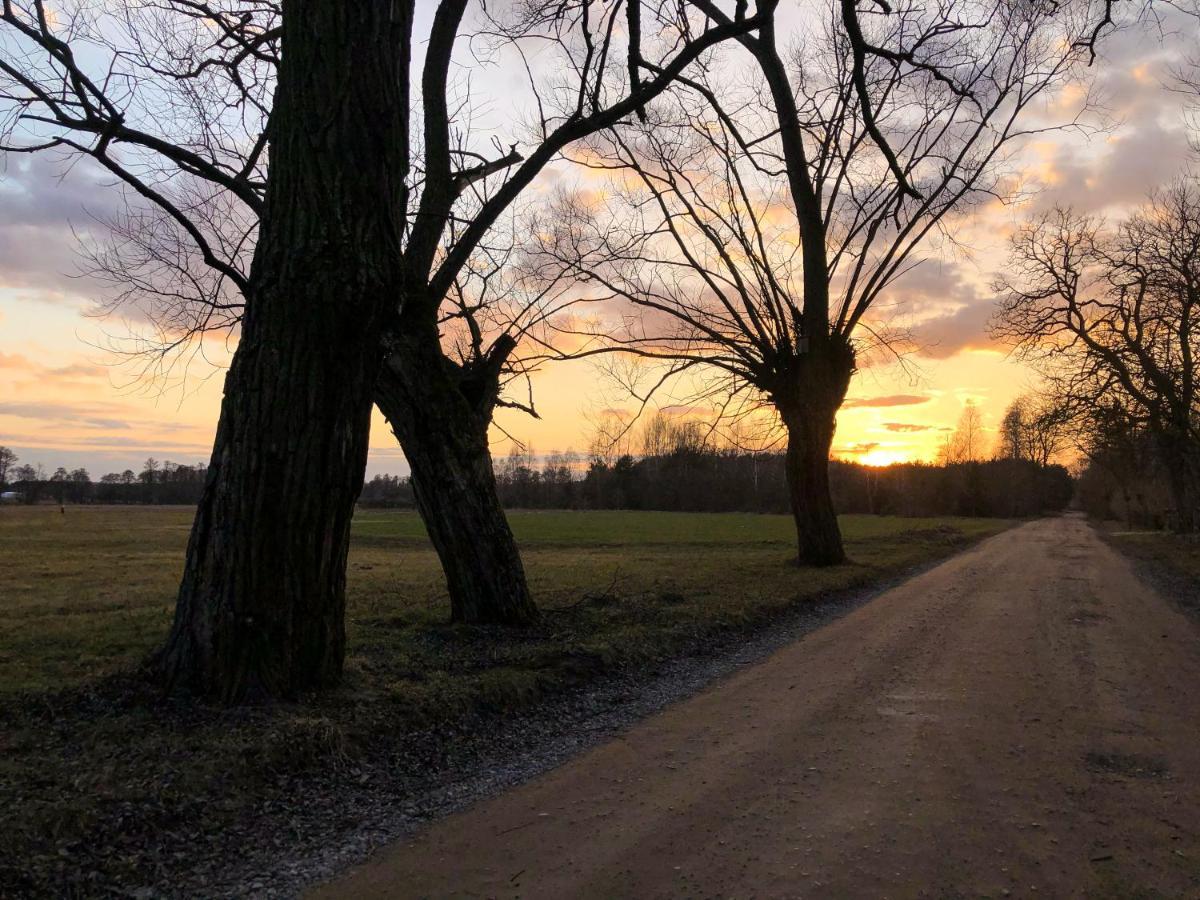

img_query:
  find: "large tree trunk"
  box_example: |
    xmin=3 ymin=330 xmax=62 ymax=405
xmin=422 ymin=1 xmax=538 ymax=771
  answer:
xmin=376 ymin=327 xmax=538 ymax=625
xmin=781 ymin=404 xmax=845 ymax=566
xmin=776 ymin=342 xmax=854 ymax=567
xmin=158 ymin=2 xmax=413 ymax=701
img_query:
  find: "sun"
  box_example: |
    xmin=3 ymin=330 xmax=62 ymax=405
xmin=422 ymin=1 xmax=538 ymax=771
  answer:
xmin=857 ymin=448 xmax=911 ymax=468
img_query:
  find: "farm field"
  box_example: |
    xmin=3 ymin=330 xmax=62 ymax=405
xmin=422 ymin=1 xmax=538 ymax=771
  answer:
xmin=0 ymin=505 xmax=1005 ymax=695
xmin=0 ymin=505 xmax=1010 ymax=893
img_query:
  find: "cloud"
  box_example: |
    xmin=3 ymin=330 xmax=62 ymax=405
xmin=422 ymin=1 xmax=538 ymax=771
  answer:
xmin=883 ymin=422 xmax=934 ymax=433
xmin=0 ymin=345 xmax=112 ymax=385
xmin=876 ymin=18 xmax=1200 ymax=366
xmin=51 ymin=434 xmax=208 ymax=452
xmin=45 ymin=363 xmax=107 ymax=379
xmin=1026 ymin=12 xmax=1197 ymax=215
xmin=595 ymin=407 xmax=633 ymax=420
xmin=659 ymin=404 xmax=711 ymax=417
xmin=0 ymin=400 xmax=131 ymax=430
xmin=0 ymin=155 xmax=122 ymax=306
xmin=884 ymin=260 xmax=1005 ymax=360
xmin=1029 ymin=121 xmax=1192 ymax=216
xmin=0 ymin=351 xmax=36 ymax=369
xmin=909 ymin=300 xmax=999 ymax=360
xmin=838 ymin=442 xmax=880 ymax=455
xmin=843 ymin=394 xmax=931 ymax=409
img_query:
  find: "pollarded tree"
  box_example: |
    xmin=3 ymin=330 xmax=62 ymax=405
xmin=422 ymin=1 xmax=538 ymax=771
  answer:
xmin=1 ymin=0 xmax=771 ymax=698
xmin=371 ymin=220 xmax=585 ymax=624
xmin=535 ymin=0 xmax=1111 ymax=564
xmin=993 ymin=183 xmax=1200 ymax=531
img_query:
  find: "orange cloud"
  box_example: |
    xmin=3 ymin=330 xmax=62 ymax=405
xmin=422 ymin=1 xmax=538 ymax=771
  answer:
xmin=843 ymin=394 xmax=931 ymax=409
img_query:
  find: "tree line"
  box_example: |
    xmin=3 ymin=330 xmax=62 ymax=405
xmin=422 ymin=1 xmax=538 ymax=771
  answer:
xmin=497 ymin=453 xmax=1072 ymax=519
xmin=993 ymin=181 xmax=1200 ymax=532
xmin=0 ymin=0 xmax=1136 ymax=701
xmin=361 ymin=407 xmax=1074 ymax=519
xmin=364 ymin=453 xmax=1074 ymax=519
xmin=5 ymin=427 xmax=1072 ymax=519
xmin=0 ymin=449 xmax=208 ymax=505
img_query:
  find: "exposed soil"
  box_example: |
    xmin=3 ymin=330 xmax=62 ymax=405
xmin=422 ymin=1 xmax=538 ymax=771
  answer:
xmin=317 ymin=515 xmax=1200 ymax=898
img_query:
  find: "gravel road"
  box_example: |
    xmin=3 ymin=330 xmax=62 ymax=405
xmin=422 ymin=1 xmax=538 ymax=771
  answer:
xmin=313 ymin=514 xmax=1200 ymax=898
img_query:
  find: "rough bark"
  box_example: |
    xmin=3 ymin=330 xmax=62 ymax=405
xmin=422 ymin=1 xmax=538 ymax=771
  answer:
xmin=376 ymin=326 xmax=538 ymax=625
xmin=781 ymin=406 xmax=844 ymax=566
xmin=775 ymin=341 xmax=855 ymax=567
xmin=158 ymin=2 xmax=412 ymax=701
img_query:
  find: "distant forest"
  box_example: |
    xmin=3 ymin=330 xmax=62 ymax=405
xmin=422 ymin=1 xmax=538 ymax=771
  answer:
xmin=1 ymin=409 xmax=1074 ymax=519
xmin=358 ymin=402 xmax=1073 ymax=518
xmin=0 ymin=456 xmax=208 ymax=506
xmin=0 ymin=446 xmax=1071 ymax=520
xmin=360 ymin=425 xmax=1073 ymax=520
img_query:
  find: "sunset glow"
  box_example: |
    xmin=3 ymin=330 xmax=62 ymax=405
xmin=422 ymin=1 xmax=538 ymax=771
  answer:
xmin=1 ymin=31 xmax=1193 ymax=480
xmin=854 ymin=448 xmax=912 ymax=468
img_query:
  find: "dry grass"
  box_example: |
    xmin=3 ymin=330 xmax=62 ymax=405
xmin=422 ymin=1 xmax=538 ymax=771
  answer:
xmin=1106 ymin=526 xmax=1200 ymax=620
xmin=1 ymin=506 xmax=1004 ymax=695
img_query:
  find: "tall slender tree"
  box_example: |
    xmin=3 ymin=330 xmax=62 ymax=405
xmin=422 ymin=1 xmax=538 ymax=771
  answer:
xmin=0 ymin=446 xmax=16 ymax=485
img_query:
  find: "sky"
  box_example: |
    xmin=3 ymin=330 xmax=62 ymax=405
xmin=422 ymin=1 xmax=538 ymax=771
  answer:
xmin=0 ymin=4 xmax=1196 ymax=479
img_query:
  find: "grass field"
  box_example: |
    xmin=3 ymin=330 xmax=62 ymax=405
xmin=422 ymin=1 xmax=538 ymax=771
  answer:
xmin=0 ymin=505 xmax=1010 ymax=892
xmin=1 ymin=505 xmax=1004 ymax=696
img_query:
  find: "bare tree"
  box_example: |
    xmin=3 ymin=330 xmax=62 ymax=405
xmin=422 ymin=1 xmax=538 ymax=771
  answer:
xmin=997 ymin=400 xmax=1026 ymax=462
xmin=997 ymin=394 xmax=1073 ymax=465
xmin=939 ymin=400 xmax=984 ymax=465
xmin=0 ymin=446 xmax=16 ymax=484
xmin=10 ymin=463 xmax=36 ymax=483
xmin=1 ymin=0 xmax=772 ymax=698
xmin=2 ymin=1 xmax=418 ymax=699
xmin=535 ymin=0 xmax=1107 ymax=564
xmin=993 ymin=182 xmax=1200 ymax=530
xmin=371 ymin=216 xmax=587 ymax=626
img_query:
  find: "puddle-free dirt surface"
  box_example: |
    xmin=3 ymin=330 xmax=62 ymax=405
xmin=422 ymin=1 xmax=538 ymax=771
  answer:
xmin=315 ymin=515 xmax=1200 ymax=898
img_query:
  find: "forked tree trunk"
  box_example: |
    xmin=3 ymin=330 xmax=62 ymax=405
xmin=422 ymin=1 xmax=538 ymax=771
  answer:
xmin=158 ymin=2 xmax=413 ymax=701
xmin=376 ymin=328 xmax=538 ymax=625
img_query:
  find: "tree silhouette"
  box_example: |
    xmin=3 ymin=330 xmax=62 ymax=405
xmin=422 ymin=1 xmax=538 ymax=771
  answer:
xmin=536 ymin=0 xmax=1108 ymax=563
xmin=3 ymin=2 xmax=779 ymax=653
xmin=994 ymin=183 xmax=1200 ymax=531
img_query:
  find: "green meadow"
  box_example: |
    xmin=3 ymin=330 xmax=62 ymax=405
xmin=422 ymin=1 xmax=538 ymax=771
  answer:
xmin=0 ymin=505 xmax=1007 ymax=697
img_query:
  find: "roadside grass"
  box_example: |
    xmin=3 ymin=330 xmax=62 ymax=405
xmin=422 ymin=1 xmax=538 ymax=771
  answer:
xmin=1107 ymin=528 xmax=1200 ymax=580
xmin=0 ymin=505 xmax=1009 ymax=892
xmin=1105 ymin=526 xmax=1200 ymax=618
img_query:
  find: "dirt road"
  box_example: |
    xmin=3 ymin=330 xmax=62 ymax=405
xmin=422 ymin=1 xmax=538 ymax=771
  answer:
xmin=315 ymin=516 xmax=1200 ymax=898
